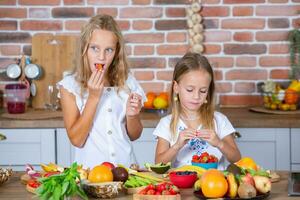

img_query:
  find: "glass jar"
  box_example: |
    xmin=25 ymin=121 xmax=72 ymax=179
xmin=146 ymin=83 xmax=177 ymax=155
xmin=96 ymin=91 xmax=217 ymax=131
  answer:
xmin=5 ymin=83 xmax=27 ymax=114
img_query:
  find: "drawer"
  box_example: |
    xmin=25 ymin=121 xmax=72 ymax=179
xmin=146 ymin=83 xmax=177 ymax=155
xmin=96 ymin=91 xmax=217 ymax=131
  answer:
xmin=0 ymin=129 xmax=55 ymax=171
xmin=291 ymin=128 xmax=300 ymax=163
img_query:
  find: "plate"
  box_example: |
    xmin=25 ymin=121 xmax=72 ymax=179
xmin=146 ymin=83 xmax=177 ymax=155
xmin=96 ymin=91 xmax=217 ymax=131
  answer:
xmin=194 ymin=191 xmax=270 ymax=200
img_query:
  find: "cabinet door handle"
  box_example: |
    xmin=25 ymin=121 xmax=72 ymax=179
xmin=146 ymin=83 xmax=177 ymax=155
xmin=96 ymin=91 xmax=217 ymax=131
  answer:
xmin=233 ymin=131 xmax=241 ymax=139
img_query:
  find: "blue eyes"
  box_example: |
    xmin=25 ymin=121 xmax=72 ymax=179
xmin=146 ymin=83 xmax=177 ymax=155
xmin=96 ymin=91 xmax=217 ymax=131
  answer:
xmin=106 ymin=48 xmax=113 ymax=53
xmin=89 ymin=45 xmax=114 ymax=54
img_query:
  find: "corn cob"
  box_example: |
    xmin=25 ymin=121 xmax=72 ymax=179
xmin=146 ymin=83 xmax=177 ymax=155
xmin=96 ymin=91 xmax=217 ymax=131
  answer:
xmin=130 ymin=172 xmax=164 ymax=182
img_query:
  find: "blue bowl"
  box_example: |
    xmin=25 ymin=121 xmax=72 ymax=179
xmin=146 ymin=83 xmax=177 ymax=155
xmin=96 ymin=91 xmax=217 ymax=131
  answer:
xmin=192 ymin=162 xmax=218 ymax=169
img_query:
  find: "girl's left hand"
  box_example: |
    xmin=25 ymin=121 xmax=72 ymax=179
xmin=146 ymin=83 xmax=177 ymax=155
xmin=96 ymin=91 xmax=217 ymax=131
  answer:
xmin=196 ymin=129 xmax=222 ymax=147
xmin=126 ymin=93 xmax=142 ymax=117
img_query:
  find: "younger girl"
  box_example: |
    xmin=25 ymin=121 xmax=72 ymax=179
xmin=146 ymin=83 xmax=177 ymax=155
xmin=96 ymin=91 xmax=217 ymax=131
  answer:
xmin=153 ymin=52 xmax=241 ymax=169
xmin=57 ymin=14 xmax=146 ymax=168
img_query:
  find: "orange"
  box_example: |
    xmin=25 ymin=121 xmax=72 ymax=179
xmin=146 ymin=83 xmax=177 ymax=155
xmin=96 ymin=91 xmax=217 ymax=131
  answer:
xmin=200 ymin=169 xmax=228 ymax=198
xmin=235 ymin=157 xmax=258 ymax=171
xmin=158 ymin=92 xmax=169 ymax=101
xmin=144 ymin=92 xmax=156 ymax=109
xmin=88 ymin=165 xmax=113 ymax=183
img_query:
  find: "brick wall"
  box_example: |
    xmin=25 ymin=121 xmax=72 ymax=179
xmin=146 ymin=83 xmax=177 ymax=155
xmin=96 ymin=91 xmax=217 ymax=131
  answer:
xmin=0 ymin=0 xmax=299 ymax=106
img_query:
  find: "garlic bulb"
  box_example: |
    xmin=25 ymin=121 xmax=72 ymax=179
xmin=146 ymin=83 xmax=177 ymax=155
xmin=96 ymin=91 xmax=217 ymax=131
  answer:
xmin=186 ymin=0 xmax=204 ymax=54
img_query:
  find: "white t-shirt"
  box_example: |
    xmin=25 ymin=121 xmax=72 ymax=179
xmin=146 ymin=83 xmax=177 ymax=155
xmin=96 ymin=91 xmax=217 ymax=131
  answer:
xmin=57 ymin=73 xmax=146 ymax=169
xmin=153 ymin=112 xmax=235 ymax=170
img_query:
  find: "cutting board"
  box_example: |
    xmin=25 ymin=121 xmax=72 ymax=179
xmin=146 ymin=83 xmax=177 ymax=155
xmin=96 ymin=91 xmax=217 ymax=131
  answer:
xmin=31 ymin=34 xmax=79 ymax=109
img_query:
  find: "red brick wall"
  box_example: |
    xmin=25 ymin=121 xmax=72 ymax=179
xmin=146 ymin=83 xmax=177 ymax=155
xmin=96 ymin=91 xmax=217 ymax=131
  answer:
xmin=0 ymin=0 xmax=299 ymax=106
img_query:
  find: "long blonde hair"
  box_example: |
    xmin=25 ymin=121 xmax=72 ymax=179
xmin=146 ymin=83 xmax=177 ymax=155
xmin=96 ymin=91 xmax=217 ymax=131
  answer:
xmin=73 ymin=14 xmax=128 ymax=93
xmin=170 ymin=52 xmax=215 ymax=138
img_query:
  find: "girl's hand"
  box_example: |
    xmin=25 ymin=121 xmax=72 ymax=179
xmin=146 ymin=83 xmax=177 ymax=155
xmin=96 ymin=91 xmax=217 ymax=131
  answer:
xmin=175 ymin=128 xmax=197 ymax=149
xmin=196 ymin=129 xmax=222 ymax=147
xmin=126 ymin=93 xmax=142 ymax=117
xmin=87 ymin=69 xmax=106 ymax=100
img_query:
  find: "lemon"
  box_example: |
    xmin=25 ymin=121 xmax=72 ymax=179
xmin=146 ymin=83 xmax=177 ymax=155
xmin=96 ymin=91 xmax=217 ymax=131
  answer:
xmin=153 ymin=97 xmax=168 ymax=109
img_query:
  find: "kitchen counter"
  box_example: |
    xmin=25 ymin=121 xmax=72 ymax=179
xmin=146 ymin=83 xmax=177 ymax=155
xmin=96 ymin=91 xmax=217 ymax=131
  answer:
xmin=0 ymin=171 xmax=297 ymax=200
xmin=0 ymin=107 xmax=299 ymax=128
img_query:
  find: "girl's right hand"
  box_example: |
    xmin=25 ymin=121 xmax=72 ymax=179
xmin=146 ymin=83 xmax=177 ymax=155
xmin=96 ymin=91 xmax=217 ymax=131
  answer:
xmin=175 ymin=128 xmax=196 ymax=149
xmin=87 ymin=69 xmax=106 ymax=100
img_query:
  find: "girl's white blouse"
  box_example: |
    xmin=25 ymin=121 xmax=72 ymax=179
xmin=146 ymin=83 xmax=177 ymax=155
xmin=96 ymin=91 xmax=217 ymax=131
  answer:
xmin=153 ymin=112 xmax=236 ymax=170
xmin=57 ymin=74 xmax=146 ymax=169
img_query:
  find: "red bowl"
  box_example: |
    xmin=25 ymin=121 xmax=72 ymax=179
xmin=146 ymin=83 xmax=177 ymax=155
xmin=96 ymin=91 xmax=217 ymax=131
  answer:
xmin=169 ymin=171 xmax=198 ymax=188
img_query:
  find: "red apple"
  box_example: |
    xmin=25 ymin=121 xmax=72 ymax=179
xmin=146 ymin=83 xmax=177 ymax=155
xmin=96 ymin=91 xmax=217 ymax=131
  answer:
xmin=253 ymin=175 xmax=271 ymax=194
xmin=101 ymin=162 xmax=115 ymax=170
xmin=240 ymin=173 xmax=255 ymax=186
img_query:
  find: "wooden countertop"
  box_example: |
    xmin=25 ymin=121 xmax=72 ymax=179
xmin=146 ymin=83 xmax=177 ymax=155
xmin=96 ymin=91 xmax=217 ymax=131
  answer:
xmin=0 ymin=171 xmax=297 ymax=200
xmin=0 ymin=107 xmax=299 ymax=128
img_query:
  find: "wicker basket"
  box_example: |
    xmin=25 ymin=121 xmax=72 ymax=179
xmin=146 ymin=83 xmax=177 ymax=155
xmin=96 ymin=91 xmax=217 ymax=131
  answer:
xmin=81 ymin=180 xmax=123 ymax=199
xmin=0 ymin=168 xmax=13 ymax=185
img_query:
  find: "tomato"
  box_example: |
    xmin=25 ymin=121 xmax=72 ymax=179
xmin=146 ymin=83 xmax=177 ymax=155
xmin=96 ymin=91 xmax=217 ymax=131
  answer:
xmin=27 ymin=179 xmax=41 ymax=188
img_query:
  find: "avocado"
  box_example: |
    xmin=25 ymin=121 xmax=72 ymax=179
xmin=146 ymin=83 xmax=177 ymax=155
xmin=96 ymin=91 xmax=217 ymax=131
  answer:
xmin=147 ymin=162 xmax=171 ymax=174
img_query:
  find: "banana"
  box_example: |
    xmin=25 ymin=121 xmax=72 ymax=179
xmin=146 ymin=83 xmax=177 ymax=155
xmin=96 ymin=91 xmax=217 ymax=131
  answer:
xmin=172 ymin=165 xmax=206 ymax=178
xmin=226 ymin=172 xmax=238 ymax=198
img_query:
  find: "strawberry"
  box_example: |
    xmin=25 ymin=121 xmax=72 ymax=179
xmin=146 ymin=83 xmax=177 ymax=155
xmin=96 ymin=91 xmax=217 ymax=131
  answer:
xmin=162 ymin=190 xmax=171 ymax=195
xmin=138 ymin=188 xmax=147 ymax=195
xmin=168 ymin=185 xmax=179 ymax=195
xmin=147 ymin=189 xmax=156 ymax=195
xmin=156 ymin=183 xmax=166 ymax=192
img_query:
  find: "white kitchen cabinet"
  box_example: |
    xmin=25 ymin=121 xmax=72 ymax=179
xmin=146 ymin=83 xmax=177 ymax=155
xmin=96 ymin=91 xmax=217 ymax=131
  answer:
xmin=132 ymin=128 xmax=156 ymax=166
xmin=0 ymin=129 xmax=55 ymax=171
xmin=291 ymin=128 xmax=300 ymax=171
xmin=235 ymin=128 xmax=290 ymax=171
xmin=56 ymin=128 xmax=75 ymax=167
xmin=56 ymin=128 xmax=158 ymax=167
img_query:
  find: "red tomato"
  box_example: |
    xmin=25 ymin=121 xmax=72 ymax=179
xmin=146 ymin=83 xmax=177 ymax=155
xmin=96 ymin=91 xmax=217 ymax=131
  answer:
xmin=27 ymin=179 xmax=41 ymax=188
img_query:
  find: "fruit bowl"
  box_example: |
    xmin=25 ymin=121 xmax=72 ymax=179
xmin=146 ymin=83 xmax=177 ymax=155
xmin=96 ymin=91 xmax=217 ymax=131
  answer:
xmin=169 ymin=171 xmax=197 ymax=188
xmin=81 ymin=180 xmax=123 ymax=199
xmin=259 ymin=81 xmax=300 ymax=111
xmin=192 ymin=162 xmax=218 ymax=170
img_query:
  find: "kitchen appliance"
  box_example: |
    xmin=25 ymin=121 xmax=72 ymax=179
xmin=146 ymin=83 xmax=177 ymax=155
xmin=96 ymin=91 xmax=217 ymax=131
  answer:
xmin=4 ymin=83 xmax=28 ymax=114
xmin=288 ymin=172 xmax=300 ymax=196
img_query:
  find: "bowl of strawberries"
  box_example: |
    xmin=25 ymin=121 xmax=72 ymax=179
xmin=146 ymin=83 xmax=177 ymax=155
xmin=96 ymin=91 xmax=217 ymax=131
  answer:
xmin=191 ymin=152 xmax=218 ymax=169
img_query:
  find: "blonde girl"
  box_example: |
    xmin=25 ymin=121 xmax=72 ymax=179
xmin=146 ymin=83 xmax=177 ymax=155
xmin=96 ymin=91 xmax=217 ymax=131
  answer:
xmin=57 ymin=14 xmax=146 ymax=168
xmin=154 ymin=52 xmax=241 ymax=169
